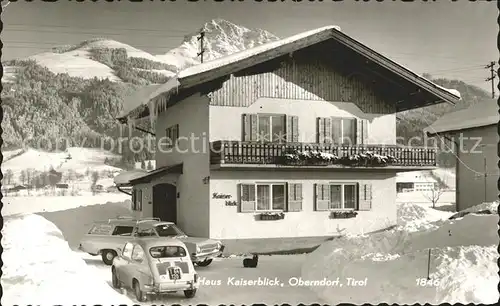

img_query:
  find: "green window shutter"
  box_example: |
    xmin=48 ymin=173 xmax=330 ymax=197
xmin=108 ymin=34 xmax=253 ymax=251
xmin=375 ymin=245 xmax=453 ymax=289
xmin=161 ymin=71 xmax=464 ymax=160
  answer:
xmin=357 ymin=183 xmax=372 ymax=211
xmin=356 ymin=119 xmax=369 ymax=145
xmin=287 ymin=183 xmax=302 ymax=212
xmin=242 ymin=114 xmax=259 ymax=141
xmin=286 ymin=115 xmax=299 ymax=143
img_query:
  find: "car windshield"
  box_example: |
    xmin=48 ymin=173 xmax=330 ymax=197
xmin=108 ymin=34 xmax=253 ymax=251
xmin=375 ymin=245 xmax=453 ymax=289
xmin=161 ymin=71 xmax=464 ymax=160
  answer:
xmin=155 ymin=224 xmax=187 ymax=237
xmin=150 ymin=246 xmax=187 ymax=258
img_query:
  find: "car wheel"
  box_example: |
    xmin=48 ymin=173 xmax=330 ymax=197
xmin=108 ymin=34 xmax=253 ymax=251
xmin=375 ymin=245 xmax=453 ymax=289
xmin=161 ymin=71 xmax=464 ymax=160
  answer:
xmin=133 ymin=280 xmax=147 ymax=302
xmin=111 ymin=267 xmax=121 ymax=289
xmin=196 ymin=259 xmax=213 ymax=267
xmin=184 ymin=289 xmax=197 ymax=298
xmin=101 ymin=250 xmax=117 ymax=265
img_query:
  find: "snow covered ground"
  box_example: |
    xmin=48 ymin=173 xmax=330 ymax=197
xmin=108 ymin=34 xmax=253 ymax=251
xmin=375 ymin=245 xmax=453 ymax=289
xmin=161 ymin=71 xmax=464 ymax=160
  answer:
xmin=3 ymin=147 xmax=122 ymax=178
xmin=2 ymin=194 xmax=324 ymax=305
xmin=81 ymin=252 xmax=324 ymax=304
xmin=301 ymin=201 xmax=499 ymax=304
xmin=2 ymin=184 xmax=496 ymax=304
xmin=1 ymin=214 xmax=132 ymax=306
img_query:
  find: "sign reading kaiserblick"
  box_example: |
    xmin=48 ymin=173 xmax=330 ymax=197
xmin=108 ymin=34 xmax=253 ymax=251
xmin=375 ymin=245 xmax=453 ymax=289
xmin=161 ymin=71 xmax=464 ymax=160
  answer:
xmin=212 ymin=193 xmax=232 ymax=199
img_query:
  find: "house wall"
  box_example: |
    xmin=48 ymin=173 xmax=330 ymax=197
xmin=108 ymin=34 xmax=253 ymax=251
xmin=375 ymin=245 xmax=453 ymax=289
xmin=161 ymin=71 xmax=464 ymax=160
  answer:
xmin=209 ymin=170 xmax=397 ymax=240
xmin=208 ymin=45 xmax=395 ymax=115
xmin=455 ymin=125 xmax=499 ymax=211
xmin=149 ymin=93 xmax=211 ymax=237
xmin=209 ymin=98 xmax=396 ymax=144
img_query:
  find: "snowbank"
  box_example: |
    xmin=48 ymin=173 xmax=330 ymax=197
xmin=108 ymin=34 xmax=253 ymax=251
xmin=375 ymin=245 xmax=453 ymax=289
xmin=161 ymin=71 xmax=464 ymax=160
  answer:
xmin=302 ymin=204 xmax=498 ymax=304
xmin=449 ymin=201 xmax=498 ymax=219
xmin=1 ymin=214 xmax=132 ymax=305
xmin=431 ymin=245 xmax=498 ymax=303
xmin=396 ymin=202 xmax=453 ymax=232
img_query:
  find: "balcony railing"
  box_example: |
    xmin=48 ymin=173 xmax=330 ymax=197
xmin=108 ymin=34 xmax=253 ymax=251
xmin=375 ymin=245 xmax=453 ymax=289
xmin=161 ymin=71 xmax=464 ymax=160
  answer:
xmin=210 ymin=140 xmax=437 ymax=168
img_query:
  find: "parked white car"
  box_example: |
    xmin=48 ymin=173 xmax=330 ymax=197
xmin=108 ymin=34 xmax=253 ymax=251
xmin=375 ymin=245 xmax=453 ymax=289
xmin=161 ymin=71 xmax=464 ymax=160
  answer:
xmin=111 ymin=237 xmax=199 ymax=301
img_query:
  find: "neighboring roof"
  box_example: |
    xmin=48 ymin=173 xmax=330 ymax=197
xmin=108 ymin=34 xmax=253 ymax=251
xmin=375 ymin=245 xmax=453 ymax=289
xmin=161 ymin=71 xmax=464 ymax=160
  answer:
xmin=128 ymin=163 xmax=183 ymax=185
xmin=114 ymin=169 xmax=149 ymax=187
xmin=424 ymin=100 xmax=498 ymax=136
xmin=117 ymin=26 xmax=460 ymax=123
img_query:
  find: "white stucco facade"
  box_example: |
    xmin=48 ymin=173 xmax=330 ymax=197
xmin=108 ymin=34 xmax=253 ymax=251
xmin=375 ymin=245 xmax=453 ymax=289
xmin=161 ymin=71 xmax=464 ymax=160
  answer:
xmin=209 ymin=170 xmax=397 ymax=239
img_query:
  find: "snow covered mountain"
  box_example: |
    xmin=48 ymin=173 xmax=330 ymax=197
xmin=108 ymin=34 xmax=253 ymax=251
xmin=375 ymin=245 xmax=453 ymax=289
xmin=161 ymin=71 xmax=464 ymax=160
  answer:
xmin=0 ymin=19 xmax=279 ymax=154
xmin=3 ymin=19 xmax=278 ymax=83
xmin=156 ymin=18 xmax=279 ymax=71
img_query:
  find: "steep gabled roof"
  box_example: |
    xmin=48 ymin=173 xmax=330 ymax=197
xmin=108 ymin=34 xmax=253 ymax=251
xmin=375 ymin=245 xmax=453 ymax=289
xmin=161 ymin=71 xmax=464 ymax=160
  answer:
xmin=118 ymin=26 xmax=461 ymax=123
xmin=424 ymin=99 xmax=498 ymax=136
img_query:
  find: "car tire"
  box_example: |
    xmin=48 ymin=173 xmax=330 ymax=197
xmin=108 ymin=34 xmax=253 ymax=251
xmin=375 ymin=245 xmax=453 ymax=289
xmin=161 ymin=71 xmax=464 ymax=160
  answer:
xmin=111 ymin=267 xmax=121 ymax=289
xmin=101 ymin=250 xmax=117 ymax=265
xmin=196 ymin=259 xmax=213 ymax=267
xmin=184 ymin=289 xmax=197 ymax=298
xmin=133 ymin=280 xmax=147 ymax=302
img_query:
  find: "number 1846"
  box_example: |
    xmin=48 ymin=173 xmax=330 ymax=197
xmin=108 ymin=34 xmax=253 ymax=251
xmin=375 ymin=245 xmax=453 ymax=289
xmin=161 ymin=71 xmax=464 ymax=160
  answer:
xmin=416 ymin=278 xmax=440 ymax=287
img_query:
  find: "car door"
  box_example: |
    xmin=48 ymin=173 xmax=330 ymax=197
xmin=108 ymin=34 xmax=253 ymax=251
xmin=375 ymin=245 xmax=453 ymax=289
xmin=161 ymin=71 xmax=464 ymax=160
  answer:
xmin=130 ymin=244 xmax=151 ymax=287
xmin=116 ymin=242 xmax=134 ymax=287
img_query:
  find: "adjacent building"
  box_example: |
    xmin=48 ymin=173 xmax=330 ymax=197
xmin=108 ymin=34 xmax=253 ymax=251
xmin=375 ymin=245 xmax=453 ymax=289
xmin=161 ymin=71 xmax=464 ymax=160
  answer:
xmin=424 ymin=99 xmax=498 ymax=211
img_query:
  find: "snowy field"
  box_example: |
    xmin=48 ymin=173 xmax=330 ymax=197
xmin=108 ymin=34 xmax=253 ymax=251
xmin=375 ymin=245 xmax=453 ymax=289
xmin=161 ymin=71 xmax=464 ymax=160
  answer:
xmin=301 ymin=201 xmax=499 ymax=304
xmin=1 ymin=189 xmax=497 ymax=304
xmin=3 ymin=147 xmax=122 ymax=178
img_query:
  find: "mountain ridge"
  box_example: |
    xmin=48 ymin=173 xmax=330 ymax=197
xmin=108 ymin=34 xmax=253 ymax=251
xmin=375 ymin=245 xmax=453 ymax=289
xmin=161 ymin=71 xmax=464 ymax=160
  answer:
xmin=1 ymin=19 xmax=490 ymax=169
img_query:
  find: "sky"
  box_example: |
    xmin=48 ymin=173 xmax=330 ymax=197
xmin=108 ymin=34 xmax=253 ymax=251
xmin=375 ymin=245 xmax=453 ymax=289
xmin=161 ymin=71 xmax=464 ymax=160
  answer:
xmin=1 ymin=1 xmax=497 ymax=93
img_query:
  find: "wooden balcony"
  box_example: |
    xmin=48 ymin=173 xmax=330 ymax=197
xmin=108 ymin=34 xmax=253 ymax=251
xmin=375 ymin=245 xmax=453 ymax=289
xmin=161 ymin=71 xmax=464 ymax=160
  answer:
xmin=210 ymin=140 xmax=438 ymax=171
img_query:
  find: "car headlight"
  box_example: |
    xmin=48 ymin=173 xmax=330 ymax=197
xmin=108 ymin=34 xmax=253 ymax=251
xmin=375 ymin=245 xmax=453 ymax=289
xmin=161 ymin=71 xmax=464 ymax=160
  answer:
xmin=216 ymin=242 xmax=222 ymax=249
xmin=196 ymin=246 xmax=201 ymax=253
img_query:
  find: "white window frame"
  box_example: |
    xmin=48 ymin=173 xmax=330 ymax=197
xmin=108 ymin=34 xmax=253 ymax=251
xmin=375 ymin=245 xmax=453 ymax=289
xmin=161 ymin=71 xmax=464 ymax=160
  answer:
xmin=256 ymin=114 xmax=286 ymax=143
xmin=329 ymin=183 xmax=358 ymax=211
xmin=254 ymin=182 xmax=286 ymax=212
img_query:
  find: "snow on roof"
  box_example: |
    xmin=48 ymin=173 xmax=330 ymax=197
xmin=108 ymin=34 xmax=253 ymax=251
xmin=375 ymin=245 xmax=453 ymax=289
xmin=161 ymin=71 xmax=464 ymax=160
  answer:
xmin=177 ymin=25 xmax=341 ymax=79
xmin=435 ymin=84 xmax=461 ymax=100
xmin=117 ymin=25 xmax=460 ymax=121
xmin=424 ymin=99 xmax=498 ymax=135
xmin=113 ymin=169 xmax=149 ymax=186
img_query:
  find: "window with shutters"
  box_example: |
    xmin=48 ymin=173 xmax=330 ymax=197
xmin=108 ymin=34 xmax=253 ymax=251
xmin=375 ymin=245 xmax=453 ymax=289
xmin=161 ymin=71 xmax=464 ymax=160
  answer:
xmin=239 ymin=182 xmax=297 ymax=212
xmin=316 ymin=183 xmax=358 ymax=210
xmin=165 ymin=124 xmax=179 ymax=149
xmin=318 ymin=117 xmax=367 ymax=145
xmin=243 ymin=114 xmax=298 ymax=143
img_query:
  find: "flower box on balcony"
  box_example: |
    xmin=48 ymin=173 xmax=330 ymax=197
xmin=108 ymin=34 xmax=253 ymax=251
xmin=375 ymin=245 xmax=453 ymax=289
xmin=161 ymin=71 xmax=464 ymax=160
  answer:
xmin=329 ymin=211 xmax=358 ymax=219
xmin=256 ymin=212 xmax=285 ymax=221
